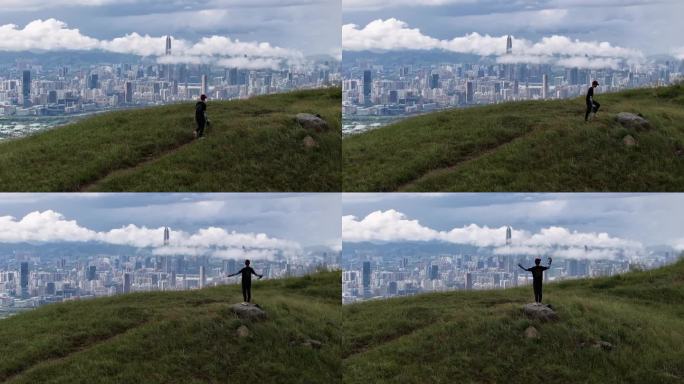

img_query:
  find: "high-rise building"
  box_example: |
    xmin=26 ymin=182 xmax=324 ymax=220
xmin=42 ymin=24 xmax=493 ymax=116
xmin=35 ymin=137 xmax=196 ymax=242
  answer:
xmin=201 ymin=74 xmax=208 ymax=96
xmin=88 ymin=74 xmax=99 ymax=90
xmin=87 ymin=265 xmax=97 ymax=281
xmin=228 ymin=68 xmax=238 ymax=86
xmin=165 ymin=35 xmax=172 ymax=56
xmin=199 ymin=265 xmax=206 ymax=288
xmin=123 ymin=273 xmax=131 ymax=294
xmin=542 ymin=74 xmax=549 ymax=99
xmin=20 ymin=262 xmax=29 ymax=297
xmin=466 ymin=81 xmax=474 ymax=104
xmin=388 ymin=281 xmax=398 ymax=295
xmin=125 ymin=81 xmax=133 ymax=103
xmin=430 ymin=73 xmax=439 ymax=89
xmin=506 ymin=226 xmax=512 ymax=245
xmin=22 ymin=70 xmax=31 ymax=106
xmin=362 ymin=261 xmax=371 ymax=297
xmin=164 ymin=226 xmax=170 ymax=246
xmin=430 ymin=265 xmax=439 ymax=280
xmin=506 ymin=35 xmax=513 ymax=54
xmin=363 ymin=70 xmax=372 ymax=105
xmin=465 ymin=272 xmax=473 ymax=290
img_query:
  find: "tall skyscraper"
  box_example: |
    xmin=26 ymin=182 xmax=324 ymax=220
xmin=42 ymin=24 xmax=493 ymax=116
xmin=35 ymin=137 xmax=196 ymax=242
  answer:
xmin=125 ymin=81 xmax=133 ymax=103
xmin=506 ymin=35 xmax=513 ymax=54
xmin=201 ymin=74 xmax=208 ymax=96
xmin=363 ymin=70 xmax=372 ymax=105
xmin=163 ymin=226 xmax=170 ymax=246
xmin=123 ymin=273 xmax=131 ymax=294
xmin=20 ymin=262 xmax=29 ymax=297
xmin=506 ymin=226 xmax=512 ymax=245
xmin=88 ymin=74 xmax=99 ymax=90
xmin=466 ymin=81 xmax=474 ymax=104
xmin=466 ymin=272 xmax=473 ymax=290
xmin=87 ymin=265 xmax=97 ymax=281
xmin=542 ymin=74 xmax=549 ymax=99
xmin=362 ymin=261 xmax=371 ymax=297
xmin=430 ymin=73 xmax=439 ymax=89
xmin=22 ymin=70 xmax=31 ymax=106
xmin=165 ymin=35 xmax=172 ymax=56
xmin=199 ymin=265 xmax=206 ymax=289
xmin=430 ymin=265 xmax=439 ymax=280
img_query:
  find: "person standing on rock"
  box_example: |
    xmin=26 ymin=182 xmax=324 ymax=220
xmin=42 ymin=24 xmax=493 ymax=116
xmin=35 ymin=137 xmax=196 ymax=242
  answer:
xmin=518 ymin=257 xmax=552 ymax=303
xmin=585 ymin=81 xmax=601 ymax=122
xmin=195 ymin=94 xmax=210 ymax=139
xmin=227 ymin=259 xmax=263 ymax=304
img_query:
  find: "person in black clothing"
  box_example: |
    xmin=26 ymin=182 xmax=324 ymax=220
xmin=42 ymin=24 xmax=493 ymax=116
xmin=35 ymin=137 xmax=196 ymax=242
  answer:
xmin=228 ymin=259 xmax=263 ymax=303
xmin=195 ymin=94 xmax=209 ymax=138
xmin=518 ymin=257 xmax=552 ymax=303
xmin=585 ymin=80 xmax=600 ymax=122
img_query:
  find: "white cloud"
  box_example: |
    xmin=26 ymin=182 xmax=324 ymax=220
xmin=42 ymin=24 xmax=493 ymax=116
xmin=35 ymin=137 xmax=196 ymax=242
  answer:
xmin=343 ymin=18 xmax=644 ymax=69
xmin=673 ymin=47 xmax=684 ymax=60
xmin=0 ymin=19 xmax=303 ymax=70
xmin=0 ymin=211 xmax=301 ymax=258
xmin=343 ymin=210 xmax=643 ymax=260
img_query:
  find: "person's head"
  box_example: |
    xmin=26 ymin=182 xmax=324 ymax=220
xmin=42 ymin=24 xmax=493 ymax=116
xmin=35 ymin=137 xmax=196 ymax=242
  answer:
xmin=244 ymin=259 xmax=250 ymax=266
xmin=534 ymin=258 xmax=541 ymax=266
xmin=592 ymin=80 xmax=599 ymax=88
xmin=200 ymin=94 xmax=207 ymax=102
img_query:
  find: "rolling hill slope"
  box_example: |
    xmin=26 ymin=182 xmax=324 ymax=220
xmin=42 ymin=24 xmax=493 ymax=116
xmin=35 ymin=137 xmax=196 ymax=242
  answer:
xmin=0 ymin=271 xmax=341 ymax=384
xmin=0 ymin=88 xmax=341 ymax=192
xmin=342 ymin=260 xmax=684 ymax=384
xmin=343 ymin=84 xmax=684 ymax=191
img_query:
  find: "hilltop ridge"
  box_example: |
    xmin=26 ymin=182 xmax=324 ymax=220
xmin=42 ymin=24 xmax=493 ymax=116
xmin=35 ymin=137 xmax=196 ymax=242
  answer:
xmin=0 ymin=88 xmax=341 ymax=192
xmin=0 ymin=271 xmax=341 ymax=384
xmin=342 ymin=260 xmax=684 ymax=384
xmin=343 ymin=84 xmax=684 ymax=192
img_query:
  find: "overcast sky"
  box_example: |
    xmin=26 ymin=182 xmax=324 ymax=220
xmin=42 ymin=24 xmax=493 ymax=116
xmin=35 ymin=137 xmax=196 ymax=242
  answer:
xmin=0 ymin=0 xmax=341 ymax=67
xmin=343 ymin=194 xmax=684 ymax=259
xmin=0 ymin=194 xmax=341 ymax=258
xmin=343 ymin=0 xmax=684 ymax=61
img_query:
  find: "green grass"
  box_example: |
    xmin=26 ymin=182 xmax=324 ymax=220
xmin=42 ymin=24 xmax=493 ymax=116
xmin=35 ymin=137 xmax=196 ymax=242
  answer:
xmin=0 ymin=88 xmax=341 ymax=192
xmin=0 ymin=271 xmax=341 ymax=384
xmin=342 ymin=260 xmax=684 ymax=384
xmin=343 ymin=84 xmax=684 ymax=191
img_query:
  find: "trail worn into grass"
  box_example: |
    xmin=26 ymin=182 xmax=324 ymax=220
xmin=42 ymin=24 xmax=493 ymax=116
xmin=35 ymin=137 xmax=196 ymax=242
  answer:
xmin=343 ymin=84 xmax=684 ymax=192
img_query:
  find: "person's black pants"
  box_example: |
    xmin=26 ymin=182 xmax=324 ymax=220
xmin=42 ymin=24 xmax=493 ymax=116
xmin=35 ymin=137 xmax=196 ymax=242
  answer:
xmin=196 ymin=119 xmax=206 ymax=137
xmin=585 ymin=101 xmax=600 ymax=121
xmin=533 ymin=281 xmax=543 ymax=303
xmin=242 ymin=283 xmax=251 ymax=302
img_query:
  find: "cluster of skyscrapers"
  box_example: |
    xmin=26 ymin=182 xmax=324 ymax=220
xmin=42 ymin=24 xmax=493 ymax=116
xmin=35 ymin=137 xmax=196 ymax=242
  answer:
xmin=0 ymin=36 xmax=340 ymax=138
xmin=342 ymin=36 xmax=682 ymax=134
xmin=0 ymin=228 xmax=341 ymax=319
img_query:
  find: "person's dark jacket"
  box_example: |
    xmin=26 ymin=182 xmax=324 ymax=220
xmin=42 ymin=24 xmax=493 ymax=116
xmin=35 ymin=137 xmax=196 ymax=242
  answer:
xmin=195 ymin=101 xmax=207 ymax=123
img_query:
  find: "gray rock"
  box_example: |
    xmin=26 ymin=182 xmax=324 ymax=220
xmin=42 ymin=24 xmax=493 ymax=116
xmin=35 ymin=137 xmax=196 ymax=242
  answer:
xmin=303 ymin=135 xmax=318 ymax=148
xmin=523 ymin=303 xmax=559 ymax=322
xmin=230 ymin=303 xmax=267 ymax=321
xmin=236 ymin=325 xmax=250 ymax=338
xmin=296 ymin=113 xmax=330 ymax=132
xmin=302 ymin=339 xmax=323 ymax=349
xmin=616 ymin=112 xmax=653 ymax=131
xmin=623 ymin=135 xmax=637 ymax=147
xmin=524 ymin=326 xmax=540 ymax=339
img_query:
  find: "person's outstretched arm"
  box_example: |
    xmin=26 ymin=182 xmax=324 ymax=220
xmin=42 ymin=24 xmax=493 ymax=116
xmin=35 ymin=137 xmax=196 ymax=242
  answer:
xmin=250 ymin=269 xmax=263 ymax=279
xmin=518 ymin=264 xmax=529 ymax=271
xmin=228 ymin=268 xmax=244 ymax=277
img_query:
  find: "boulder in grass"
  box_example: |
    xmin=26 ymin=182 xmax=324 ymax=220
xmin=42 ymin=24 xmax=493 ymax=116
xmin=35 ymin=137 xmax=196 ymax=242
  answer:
xmin=236 ymin=325 xmax=250 ymax=338
xmin=523 ymin=303 xmax=559 ymax=322
xmin=524 ymin=326 xmax=540 ymax=339
xmin=623 ymin=135 xmax=637 ymax=147
xmin=616 ymin=112 xmax=653 ymax=131
xmin=303 ymin=135 xmax=318 ymax=149
xmin=296 ymin=113 xmax=330 ymax=133
xmin=230 ymin=303 xmax=267 ymax=321
xmin=302 ymin=339 xmax=323 ymax=349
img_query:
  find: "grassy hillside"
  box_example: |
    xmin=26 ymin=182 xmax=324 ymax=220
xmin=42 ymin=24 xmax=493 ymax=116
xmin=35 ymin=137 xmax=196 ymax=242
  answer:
xmin=0 ymin=271 xmax=341 ymax=384
xmin=0 ymin=88 xmax=341 ymax=192
xmin=342 ymin=260 xmax=684 ymax=384
xmin=343 ymin=84 xmax=684 ymax=191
